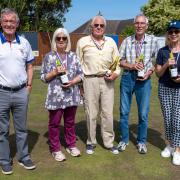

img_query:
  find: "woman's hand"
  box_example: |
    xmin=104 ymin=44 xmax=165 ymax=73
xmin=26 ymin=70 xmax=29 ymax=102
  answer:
xmin=173 ymin=76 xmax=180 ymax=83
xmin=61 ymin=75 xmax=82 ymax=88
xmin=166 ymin=58 xmax=176 ymax=67
xmin=56 ymin=66 xmax=66 ymax=75
xmin=61 ymin=80 xmax=75 ymax=88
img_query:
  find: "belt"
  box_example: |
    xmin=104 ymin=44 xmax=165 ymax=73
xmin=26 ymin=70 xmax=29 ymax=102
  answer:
xmin=123 ymin=69 xmax=137 ymax=73
xmin=84 ymin=74 xmax=105 ymax=78
xmin=0 ymin=83 xmax=26 ymax=92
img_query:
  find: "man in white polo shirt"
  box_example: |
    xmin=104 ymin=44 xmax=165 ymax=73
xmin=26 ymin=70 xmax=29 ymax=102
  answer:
xmin=0 ymin=8 xmax=36 ymax=175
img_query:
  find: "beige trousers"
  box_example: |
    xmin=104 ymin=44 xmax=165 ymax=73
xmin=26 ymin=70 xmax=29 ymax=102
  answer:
xmin=83 ymin=77 xmax=115 ymax=148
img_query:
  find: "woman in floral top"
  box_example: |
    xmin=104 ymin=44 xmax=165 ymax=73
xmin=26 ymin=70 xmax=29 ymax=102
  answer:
xmin=41 ymin=28 xmax=83 ymax=161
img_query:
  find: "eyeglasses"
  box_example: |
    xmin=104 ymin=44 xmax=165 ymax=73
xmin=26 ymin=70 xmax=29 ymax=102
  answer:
xmin=94 ymin=24 xmax=105 ymax=28
xmin=56 ymin=36 xmax=67 ymax=42
xmin=168 ymin=30 xmax=180 ymax=35
xmin=134 ymin=22 xmax=146 ymax=26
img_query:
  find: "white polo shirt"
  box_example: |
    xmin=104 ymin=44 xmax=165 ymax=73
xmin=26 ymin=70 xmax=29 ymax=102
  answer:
xmin=0 ymin=33 xmax=34 ymax=87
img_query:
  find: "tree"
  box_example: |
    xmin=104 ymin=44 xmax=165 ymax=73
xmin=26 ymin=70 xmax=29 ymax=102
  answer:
xmin=141 ymin=0 xmax=180 ymax=35
xmin=121 ymin=25 xmax=135 ymax=37
xmin=0 ymin=0 xmax=71 ymax=31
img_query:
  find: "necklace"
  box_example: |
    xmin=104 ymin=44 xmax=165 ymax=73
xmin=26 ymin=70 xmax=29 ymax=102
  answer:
xmin=91 ymin=36 xmax=105 ymax=50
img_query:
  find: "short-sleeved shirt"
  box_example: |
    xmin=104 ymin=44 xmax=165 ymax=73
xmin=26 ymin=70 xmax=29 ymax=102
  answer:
xmin=41 ymin=51 xmax=83 ymax=110
xmin=0 ymin=32 xmax=34 ymax=87
xmin=156 ymin=45 xmax=180 ymax=88
xmin=76 ymin=35 xmax=120 ymax=75
xmin=119 ymin=33 xmax=158 ymax=73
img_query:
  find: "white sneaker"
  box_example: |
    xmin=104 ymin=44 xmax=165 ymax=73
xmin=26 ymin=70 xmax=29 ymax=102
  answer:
xmin=52 ymin=151 xmax=66 ymax=161
xmin=117 ymin=141 xmax=128 ymax=151
xmin=172 ymin=151 xmax=180 ymax=166
xmin=161 ymin=145 xmax=174 ymax=158
xmin=66 ymin=147 xmax=81 ymax=157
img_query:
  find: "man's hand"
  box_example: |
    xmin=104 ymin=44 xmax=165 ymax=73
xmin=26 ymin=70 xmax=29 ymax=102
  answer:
xmin=26 ymin=85 xmax=32 ymax=93
xmin=137 ymin=70 xmax=153 ymax=81
xmin=133 ymin=62 xmax=144 ymax=71
xmin=104 ymin=72 xmax=118 ymax=81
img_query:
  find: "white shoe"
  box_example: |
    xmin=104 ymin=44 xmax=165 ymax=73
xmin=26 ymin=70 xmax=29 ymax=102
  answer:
xmin=66 ymin=147 xmax=81 ymax=157
xmin=117 ymin=141 xmax=128 ymax=151
xmin=52 ymin=151 xmax=66 ymax=161
xmin=161 ymin=145 xmax=174 ymax=158
xmin=172 ymin=151 xmax=180 ymax=166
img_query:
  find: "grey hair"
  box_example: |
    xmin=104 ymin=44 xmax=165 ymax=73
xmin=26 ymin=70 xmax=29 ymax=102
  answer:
xmin=51 ymin=28 xmax=71 ymax=52
xmin=0 ymin=8 xmax=19 ymax=23
xmin=91 ymin=15 xmax=107 ymax=27
xmin=134 ymin=14 xmax=149 ymax=24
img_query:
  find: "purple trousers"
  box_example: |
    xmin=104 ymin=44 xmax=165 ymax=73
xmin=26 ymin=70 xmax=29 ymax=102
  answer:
xmin=48 ymin=106 xmax=77 ymax=153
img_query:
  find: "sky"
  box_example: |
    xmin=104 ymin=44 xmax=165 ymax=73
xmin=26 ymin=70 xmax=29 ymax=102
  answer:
xmin=63 ymin=0 xmax=149 ymax=32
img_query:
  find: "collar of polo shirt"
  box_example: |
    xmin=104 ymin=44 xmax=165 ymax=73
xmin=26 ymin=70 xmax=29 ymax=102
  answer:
xmin=0 ymin=32 xmax=20 ymax=44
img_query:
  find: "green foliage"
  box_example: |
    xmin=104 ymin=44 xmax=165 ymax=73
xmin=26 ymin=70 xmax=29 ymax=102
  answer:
xmin=121 ymin=25 xmax=135 ymax=37
xmin=0 ymin=0 xmax=71 ymax=31
xmin=141 ymin=0 xmax=180 ymax=35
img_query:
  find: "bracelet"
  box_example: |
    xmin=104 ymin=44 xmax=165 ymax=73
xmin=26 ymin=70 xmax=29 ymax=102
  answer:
xmin=27 ymin=84 xmax=32 ymax=87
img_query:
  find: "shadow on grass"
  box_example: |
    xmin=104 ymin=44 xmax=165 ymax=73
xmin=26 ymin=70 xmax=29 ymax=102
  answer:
xmin=114 ymin=122 xmax=165 ymax=150
xmin=43 ymin=120 xmax=165 ymax=151
xmin=9 ymin=130 xmax=40 ymax=158
xmin=76 ymin=120 xmax=119 ymax=148
xmin=43 ymin=120 xmax=112 ymax=149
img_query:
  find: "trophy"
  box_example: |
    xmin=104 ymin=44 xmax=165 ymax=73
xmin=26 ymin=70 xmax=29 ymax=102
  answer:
xmin=105 ymin=56 xmax=120 ymax=77
xmin=56 ymin=59 xmax=69 ymax=85
xmin=136 ymin=54 xmax=145 ymax=78
xmin=169 ymin=52 xmax=178 ymax=79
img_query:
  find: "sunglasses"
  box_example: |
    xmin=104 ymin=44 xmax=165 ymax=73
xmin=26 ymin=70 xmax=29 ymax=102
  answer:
xmin=56 ymin=36 xmax=67 ymax=42
xmin=168 ymin=30 xmax=180 ymax=35
xmin=94 ymin=24 xmax=105 ymax=28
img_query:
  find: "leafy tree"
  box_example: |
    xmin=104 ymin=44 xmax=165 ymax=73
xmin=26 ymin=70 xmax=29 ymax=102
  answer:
xmin=141 ymin=0 xmax=180 ymax=35
xmin=0 ymin=0 xmax=71 ymax=31
xmin=121 ymin=25 xmax=135 ymax=37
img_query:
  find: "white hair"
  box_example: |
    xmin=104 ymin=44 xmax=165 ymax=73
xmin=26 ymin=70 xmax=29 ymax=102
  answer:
xmin=91 ymin=15 xmax=107 ymax=27
xmin=51 ymin=28 xmax=71 ymax=52
xmin=134 ymin=14 xmax=149 ymax=24
xmin=1 ymin=8 xmax=19 ymax=23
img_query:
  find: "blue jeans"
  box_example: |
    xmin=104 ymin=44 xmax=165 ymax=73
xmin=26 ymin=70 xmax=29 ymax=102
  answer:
xmin=119 ymin=70 xmax=151 ymax=144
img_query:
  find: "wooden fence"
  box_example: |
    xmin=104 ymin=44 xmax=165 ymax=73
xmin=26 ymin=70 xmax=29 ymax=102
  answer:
xmin=34 ymin=32 xmax=124 ymax=65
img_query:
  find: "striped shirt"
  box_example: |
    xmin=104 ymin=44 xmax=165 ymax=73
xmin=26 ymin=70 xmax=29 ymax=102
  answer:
xmin=119 ymin=33 xmax=159 ymax=72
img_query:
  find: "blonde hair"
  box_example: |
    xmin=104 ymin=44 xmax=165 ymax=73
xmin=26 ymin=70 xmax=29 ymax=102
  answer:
xmin=51 ymin=28 xmax=71 ymax=52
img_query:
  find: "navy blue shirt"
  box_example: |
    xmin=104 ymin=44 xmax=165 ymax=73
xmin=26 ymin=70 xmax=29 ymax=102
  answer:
xmin=156 ymin=45 xmax=180 ymax=88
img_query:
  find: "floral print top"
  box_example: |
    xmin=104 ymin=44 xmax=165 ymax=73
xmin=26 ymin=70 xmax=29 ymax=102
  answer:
xmin=41 ymin=51 xmax=83 ymax=110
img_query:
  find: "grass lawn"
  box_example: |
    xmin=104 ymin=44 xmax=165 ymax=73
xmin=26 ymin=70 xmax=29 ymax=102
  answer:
xmin=1 ymin=70 xmax=180 ymax=180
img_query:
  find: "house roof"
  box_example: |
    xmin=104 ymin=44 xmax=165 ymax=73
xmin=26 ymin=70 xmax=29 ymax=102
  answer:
xmin=71 ymin=19 xmax=134 ymax=35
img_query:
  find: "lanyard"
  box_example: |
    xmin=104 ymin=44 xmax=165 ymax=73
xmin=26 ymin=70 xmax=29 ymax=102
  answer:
xmin=175 ymin=53 xmax=180 ymax=63
xmin=91 ymin=36 xmax=104 ymax=50
xmin=135 ymin=37 xmax=145 ymax=58
xmin=55 ymin=51 xmax=67 ymax=69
